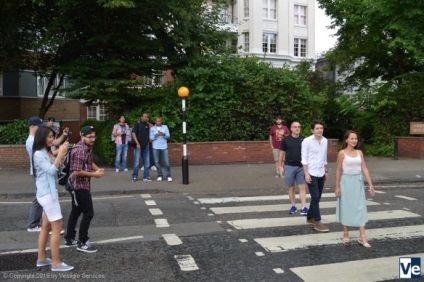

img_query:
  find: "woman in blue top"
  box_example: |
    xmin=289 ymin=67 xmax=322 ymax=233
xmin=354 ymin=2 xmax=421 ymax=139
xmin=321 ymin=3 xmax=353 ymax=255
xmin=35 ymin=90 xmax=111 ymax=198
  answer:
xmin=32 ymin=126 xmax=74 ymax=272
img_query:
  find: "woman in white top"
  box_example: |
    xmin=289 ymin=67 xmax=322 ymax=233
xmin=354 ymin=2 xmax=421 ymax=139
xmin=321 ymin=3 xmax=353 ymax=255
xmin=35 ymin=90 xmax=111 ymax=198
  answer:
xmin=32 ymin=126 xmax=74 ymax=271
xmin=335 ymin=130 xmax=375 ymax=248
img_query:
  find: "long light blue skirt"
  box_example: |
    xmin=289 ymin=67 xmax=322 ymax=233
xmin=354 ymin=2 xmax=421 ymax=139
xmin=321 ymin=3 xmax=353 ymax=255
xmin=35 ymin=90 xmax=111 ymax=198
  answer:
xmin=336 ymin=173 xmax=368 ymax=227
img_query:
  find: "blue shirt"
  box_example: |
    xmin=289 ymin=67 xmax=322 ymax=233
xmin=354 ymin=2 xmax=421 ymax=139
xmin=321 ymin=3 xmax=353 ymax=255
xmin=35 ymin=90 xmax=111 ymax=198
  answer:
xmin=33 ymin=149 xmax=59 ymax=200
xmin=149 ymin=125 xmax=170 ymax=150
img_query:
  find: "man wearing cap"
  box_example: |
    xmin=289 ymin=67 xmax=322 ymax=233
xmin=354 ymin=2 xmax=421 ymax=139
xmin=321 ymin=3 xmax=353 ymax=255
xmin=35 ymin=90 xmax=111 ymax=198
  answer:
xmin=64 ymin=125 xmax=104 ymax=253
xmin=269 ymin=115 xmax=289 ymax=178
xmin=26 ymin=116 xmax=44 ymax=232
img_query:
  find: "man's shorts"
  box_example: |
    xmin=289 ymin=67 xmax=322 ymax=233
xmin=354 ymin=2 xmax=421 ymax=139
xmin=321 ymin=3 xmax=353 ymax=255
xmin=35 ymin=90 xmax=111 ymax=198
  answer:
xmin=37 ymin=194 xmax=63 ymax=222
xmin=284 ymin=165 xmax=306 ymax=187
xmin=273 ymin=149 xmax=281 ymax=162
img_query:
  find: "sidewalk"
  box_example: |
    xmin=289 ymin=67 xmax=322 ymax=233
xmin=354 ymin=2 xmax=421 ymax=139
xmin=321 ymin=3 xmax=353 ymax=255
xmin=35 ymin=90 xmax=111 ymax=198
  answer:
xmin=0 ymin=157 xmax=423 ymax=199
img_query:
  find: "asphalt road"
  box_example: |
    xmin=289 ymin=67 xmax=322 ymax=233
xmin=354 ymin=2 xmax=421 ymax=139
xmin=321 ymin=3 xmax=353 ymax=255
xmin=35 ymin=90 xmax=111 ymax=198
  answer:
xmin=1 ymin=184 xmax=424 ymax=281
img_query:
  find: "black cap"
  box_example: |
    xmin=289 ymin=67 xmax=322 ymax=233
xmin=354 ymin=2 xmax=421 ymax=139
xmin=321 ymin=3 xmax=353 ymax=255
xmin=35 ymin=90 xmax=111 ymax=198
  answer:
xmin=80 ymin=125 xmax=95 ymax=136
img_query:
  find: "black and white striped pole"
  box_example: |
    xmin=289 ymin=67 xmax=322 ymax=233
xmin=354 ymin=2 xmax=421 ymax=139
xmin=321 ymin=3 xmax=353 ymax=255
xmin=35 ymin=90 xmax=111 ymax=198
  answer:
xmin=178 ymin=86 xmax=190 ymax=184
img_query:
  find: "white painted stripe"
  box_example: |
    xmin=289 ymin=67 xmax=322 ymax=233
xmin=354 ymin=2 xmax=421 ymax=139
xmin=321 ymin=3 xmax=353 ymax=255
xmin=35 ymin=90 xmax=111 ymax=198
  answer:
xmin=198 ymin=193 xmax=336 ymax=204
xmin=273 ymin=268 xmax=284 ymax=274
xmin=187 ymin=196 xmax=194 ymax=200
xmin=210 ymin=201 xmax=379 ymax=215
xmin=374 ymin=190 xmax=386 ymax=193
xmin=255 ymin=252 xmax=265 ymax=256
xmin=149 ymin=208 xmax=163 ymax=215
xmin=155 ymin=218 xmax=169 ymax=228
xmin=162 ymin=234 xmax=183 ymax=245
xmin=140 ymin=194 xmax=152 ymax=198
xmin=145 ymin=200 xmax=157 ymax=206
xmin=395 ymin=195 xmax=417 ymax=201
xmin=175 ymin=255 xmax=199 ymax=271
xmin=0 ymin=195 xmax=134 ymax=205
xmin=95 ymin=236 xmax=145 ymax=244
xmin=255 ymin=225 xmax=424 ymax=252
xmin=239 ymin=239 xmax=248 ymax=243
xmin=291 ymin=253 xmax=424 ymax=282
xmin=228 ymin=210 xmax=420 ymax=230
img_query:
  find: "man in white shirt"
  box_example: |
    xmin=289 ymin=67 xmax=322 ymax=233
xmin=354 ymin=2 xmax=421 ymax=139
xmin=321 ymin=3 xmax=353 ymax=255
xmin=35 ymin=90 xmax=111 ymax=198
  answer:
xmin=301 ymin=121 xmax=329 ymax=232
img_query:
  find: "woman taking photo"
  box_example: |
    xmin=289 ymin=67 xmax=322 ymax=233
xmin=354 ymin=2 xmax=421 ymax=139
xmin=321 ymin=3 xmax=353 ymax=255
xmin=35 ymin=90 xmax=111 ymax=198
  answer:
xmin=335 ymin=130 xmax=375 ymax=248
xmin=32 ymin=126 xmax=74 ymax=271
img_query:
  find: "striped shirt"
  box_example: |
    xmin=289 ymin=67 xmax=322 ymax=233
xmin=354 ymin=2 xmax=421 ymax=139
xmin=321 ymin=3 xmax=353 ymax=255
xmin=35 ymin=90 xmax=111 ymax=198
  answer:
xmin=69 ymin=141 xmax=93 ymax=191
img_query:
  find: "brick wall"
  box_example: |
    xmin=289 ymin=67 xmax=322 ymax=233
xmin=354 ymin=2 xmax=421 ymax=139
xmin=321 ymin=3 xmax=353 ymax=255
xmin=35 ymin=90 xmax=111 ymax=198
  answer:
xmin=397 ymin=137 xmax=424 ymax=159
xmin=0 ymin=140 xmax=339 ymax=169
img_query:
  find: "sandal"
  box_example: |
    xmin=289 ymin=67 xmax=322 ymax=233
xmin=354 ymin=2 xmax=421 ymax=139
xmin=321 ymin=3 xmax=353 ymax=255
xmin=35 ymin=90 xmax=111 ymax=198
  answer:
xmin=343 ymin=232 xmax=350 ymax=244
xmin=357 ymin=236 xmax=371 ymax=248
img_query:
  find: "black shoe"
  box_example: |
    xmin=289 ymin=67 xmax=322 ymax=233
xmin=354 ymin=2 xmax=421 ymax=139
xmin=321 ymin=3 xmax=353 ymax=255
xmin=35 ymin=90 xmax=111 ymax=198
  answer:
xmin=64 ymin=239 xmax=79 ymax=246
xmin=77 ymin=240 xmax=98 ymax=253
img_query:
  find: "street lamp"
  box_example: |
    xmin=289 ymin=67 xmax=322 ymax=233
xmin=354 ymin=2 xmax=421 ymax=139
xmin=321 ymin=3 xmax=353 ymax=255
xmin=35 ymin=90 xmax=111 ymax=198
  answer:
xmin=178 ymin=86 xmax=189 ymax=184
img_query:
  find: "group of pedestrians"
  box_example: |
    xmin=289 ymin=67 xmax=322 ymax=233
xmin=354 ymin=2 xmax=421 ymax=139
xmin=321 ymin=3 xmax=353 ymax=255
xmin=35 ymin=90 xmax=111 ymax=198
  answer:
xmin=271 ymin=117 xmax=375 ymax=247
xmin=26 ymin=117 xmax=104 ymax=272
xmin=112 ymin=112 xmax=172 ymax=183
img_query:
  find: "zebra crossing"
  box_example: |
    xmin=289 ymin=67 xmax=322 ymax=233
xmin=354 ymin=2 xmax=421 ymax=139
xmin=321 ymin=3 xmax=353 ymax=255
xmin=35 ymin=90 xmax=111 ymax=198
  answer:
xmin=195 ymin=190 xmax=424 ymax=281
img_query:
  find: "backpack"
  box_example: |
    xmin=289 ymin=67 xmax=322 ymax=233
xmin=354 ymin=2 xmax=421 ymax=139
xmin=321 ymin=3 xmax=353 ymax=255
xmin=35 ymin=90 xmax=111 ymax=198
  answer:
xmin=58 ymin=144 xmax=84 ymax=191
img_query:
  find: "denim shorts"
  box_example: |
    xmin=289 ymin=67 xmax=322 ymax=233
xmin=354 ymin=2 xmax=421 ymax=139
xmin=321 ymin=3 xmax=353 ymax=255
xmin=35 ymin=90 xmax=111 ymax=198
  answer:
xmin=284 ymin=165 xmax=306 ymax=187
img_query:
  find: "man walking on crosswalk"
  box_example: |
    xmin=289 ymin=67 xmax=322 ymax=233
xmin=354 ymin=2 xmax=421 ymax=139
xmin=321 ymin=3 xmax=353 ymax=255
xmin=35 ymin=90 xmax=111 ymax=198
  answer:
xmin=301 ymin=121 xmax=329 ymax=232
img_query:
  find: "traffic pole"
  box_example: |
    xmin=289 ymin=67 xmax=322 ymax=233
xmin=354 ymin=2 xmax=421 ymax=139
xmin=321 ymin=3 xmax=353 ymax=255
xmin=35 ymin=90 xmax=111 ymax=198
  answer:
xmin=178 ymin=86 xmax=190 ymax=184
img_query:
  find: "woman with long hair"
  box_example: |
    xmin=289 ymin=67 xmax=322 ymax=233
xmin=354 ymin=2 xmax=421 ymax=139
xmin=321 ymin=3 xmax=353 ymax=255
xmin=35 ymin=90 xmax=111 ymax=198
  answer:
xmin=335 ymin=130 xmax=375 ymax=248
xmin=32 ymin=126 xmax=74 ymax=271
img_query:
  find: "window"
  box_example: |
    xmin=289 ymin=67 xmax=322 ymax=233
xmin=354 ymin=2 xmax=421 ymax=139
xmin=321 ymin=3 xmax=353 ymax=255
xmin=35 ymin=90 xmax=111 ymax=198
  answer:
xmin=144 ymin=73 xmax=164 ymax=87
xmin=294 ymin=38 xmax=307 ymax=57
xmin=244 ymin=0 xmax=249 ymax=18
xmin=244 ymin=33 xmax=250 ymax=52
xmin=294 ymin=5 xmax=307 ymax=25
xmin=87 ymin=104 xmax=108 ymax=121
xmin=263 ymin=33 xmax=277 ymax=53
xmin=263 ymin=0 xmax=276 ymax=20
xmin=37 ymin=74 xmax=68 ymax=97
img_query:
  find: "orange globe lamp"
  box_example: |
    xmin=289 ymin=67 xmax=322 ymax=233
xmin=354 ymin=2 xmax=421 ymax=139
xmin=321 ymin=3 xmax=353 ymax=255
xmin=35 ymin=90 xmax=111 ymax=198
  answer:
xmin=178 ymin=86 xmax=189 ymax=98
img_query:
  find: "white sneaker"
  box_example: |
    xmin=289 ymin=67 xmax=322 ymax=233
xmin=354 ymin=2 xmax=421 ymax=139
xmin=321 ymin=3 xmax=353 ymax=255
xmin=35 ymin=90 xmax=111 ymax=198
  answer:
xmin=115 ymin=169 xmax=119 ymax=173
xmin=157 ymin=177 xmax=162 ymax=182
xmin=140 ymin=167 xmax=144 ymax=171
xmin=151 ymin=166 xmax=157 ymax=171
xmin=167 ymin=177 xmax=173 ymax=182
xmin=123 ymin=168 xmax=128 ymax=172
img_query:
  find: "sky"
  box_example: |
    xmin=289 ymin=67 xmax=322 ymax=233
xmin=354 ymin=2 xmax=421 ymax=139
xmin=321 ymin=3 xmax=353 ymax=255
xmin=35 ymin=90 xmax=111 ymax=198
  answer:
xmin=315 ymin=2 xmax=337 ymax=53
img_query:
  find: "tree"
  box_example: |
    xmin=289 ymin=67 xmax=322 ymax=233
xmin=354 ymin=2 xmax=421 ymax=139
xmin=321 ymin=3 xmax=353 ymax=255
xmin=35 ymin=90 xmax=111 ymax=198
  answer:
xmin=0 ymin=0 xmax=231 ymax=117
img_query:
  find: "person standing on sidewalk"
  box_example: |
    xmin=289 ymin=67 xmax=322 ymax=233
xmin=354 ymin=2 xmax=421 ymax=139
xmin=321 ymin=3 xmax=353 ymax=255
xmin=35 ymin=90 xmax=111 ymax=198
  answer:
xmin=335 ymin=130 xmax=375 ymax=247
xmin=112 ymin=115 xmax=130 ymax=173
xmin=26 ymin=117 xmax=44 ymax=232
xmin=269 ymin=115 xmax=289 ymax=178
xmin=149 ymin=116 xmax=172 ymax=182
xmin=64 ymin=126 xmax=104 ymax=253
xmin=279 ymin=121 xmax=308 ymax=215
xmin=301 ymin=121 xmax=329 ymax=232
xmin=131 ymin=112 xmax=151 ymax=182
xmin=32 ymin=126 xmax=74 ymax=271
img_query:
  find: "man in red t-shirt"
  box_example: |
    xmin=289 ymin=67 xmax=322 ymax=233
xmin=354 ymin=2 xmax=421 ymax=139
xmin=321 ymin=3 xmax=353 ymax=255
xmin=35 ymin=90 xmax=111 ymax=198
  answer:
xmin=269 ymin=115 xmax=289 ymax=178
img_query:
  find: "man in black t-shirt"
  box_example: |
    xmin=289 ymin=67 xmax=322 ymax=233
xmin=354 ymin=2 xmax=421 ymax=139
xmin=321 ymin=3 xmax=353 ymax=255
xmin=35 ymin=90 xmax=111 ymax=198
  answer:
xmin=131 ymin=112 xmax=151 ymax=182
xmin=279 ymin=121 xmax=308 ymax=216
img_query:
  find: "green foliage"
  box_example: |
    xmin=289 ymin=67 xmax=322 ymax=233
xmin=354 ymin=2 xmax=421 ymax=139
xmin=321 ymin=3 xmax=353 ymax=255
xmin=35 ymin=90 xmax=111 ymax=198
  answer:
xmin=365 ymin=143 xmax=394 ymax=158
xmin=0 ymin=120 xmax=28 ymax=144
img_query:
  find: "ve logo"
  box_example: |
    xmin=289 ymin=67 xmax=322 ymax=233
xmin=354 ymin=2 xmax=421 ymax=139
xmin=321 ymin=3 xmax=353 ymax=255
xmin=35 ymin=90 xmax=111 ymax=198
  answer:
xmin=399 ymin=257 xmax=421 ymax=279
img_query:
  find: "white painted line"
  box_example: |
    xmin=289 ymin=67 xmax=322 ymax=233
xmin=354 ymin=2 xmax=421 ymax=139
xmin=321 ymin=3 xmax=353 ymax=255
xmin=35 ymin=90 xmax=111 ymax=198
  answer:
xmin=145 ymin=200 xmax=157 ymax=206
xmin=210 ymin=201 xmax=378 ymax=215
xmin=162 ymin=234 xmax=183 ymax=246
xmin=193 ymin=201 xmax=199 ymax=204
xmin=239 ymin=239 xmax=248 ymax=243
xmin=395 ymin=195 xmax=417 ymax=201
xmin=149 ymin=208 xmax=163 ymax=215
xmin=374 ymin=190 xmax=386 ymax=194
xmin=198 ymin=193 xmax=336 ymax=204
xmin=140 ymin=194 xmax=151 ymax=198
xmin=383 ymin=202 xmax=391 ymax=205
xmin=255 ymin=225 xmax=424 ymax=252
xmin=0 ymin=195 xmax=134 ymax=205
xmin=200 ymin=207 xmax=206 ymax=210
xmin=216 ymin=221 xmax=222 ymax=224
xmin=273 ymin=268 xmax=284 ymax=274
xmin=187 ymin=196 xmax=194 ymax=200
xmin=175 ymin=255 xmax=199 ymax=271
xmin=226 ymin=229 xmax=233 ymax=232
xmin=291 ymin=253 xmax=424 ymax=282
xmin=228 ymin=210 xmax=420 ymax=230
xmin=155 ymin=218 xmax=170 ymax=228
xmin=207 ymin=213 xmax=214 ymax=216
xmin=95 ymin=236 xmax=145 ymax=244
xmin=403 ymin=208 xmax=411 ymax=211
xmin=255 ymin=252 xmax=265 ymax=256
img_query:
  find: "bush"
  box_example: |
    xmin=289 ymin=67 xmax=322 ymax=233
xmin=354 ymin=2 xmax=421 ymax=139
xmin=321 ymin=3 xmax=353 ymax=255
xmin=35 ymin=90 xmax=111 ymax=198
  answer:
xmin=0 ymin=120 xmax=28 ymax=144
xmin=364 ymin=143 xmax=394 ymax=158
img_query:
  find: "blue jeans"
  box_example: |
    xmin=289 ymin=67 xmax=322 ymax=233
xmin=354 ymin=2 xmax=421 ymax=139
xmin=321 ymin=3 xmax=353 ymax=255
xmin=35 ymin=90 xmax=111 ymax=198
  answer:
xmin=306 ymin=175 xmax=325 ymax=222
xmin=115 ymin=144 xmax=128 ymax=170
xmin=132 ymin=146 xmax=149 ymax=179
xmin=153 ymin=148 xmax=171 ymax=178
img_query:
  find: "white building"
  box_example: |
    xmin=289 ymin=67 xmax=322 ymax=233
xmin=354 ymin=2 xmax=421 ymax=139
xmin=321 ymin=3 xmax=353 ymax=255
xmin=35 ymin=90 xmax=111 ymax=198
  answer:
xmin=214 ymin=0 xmax=316 ymax=67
